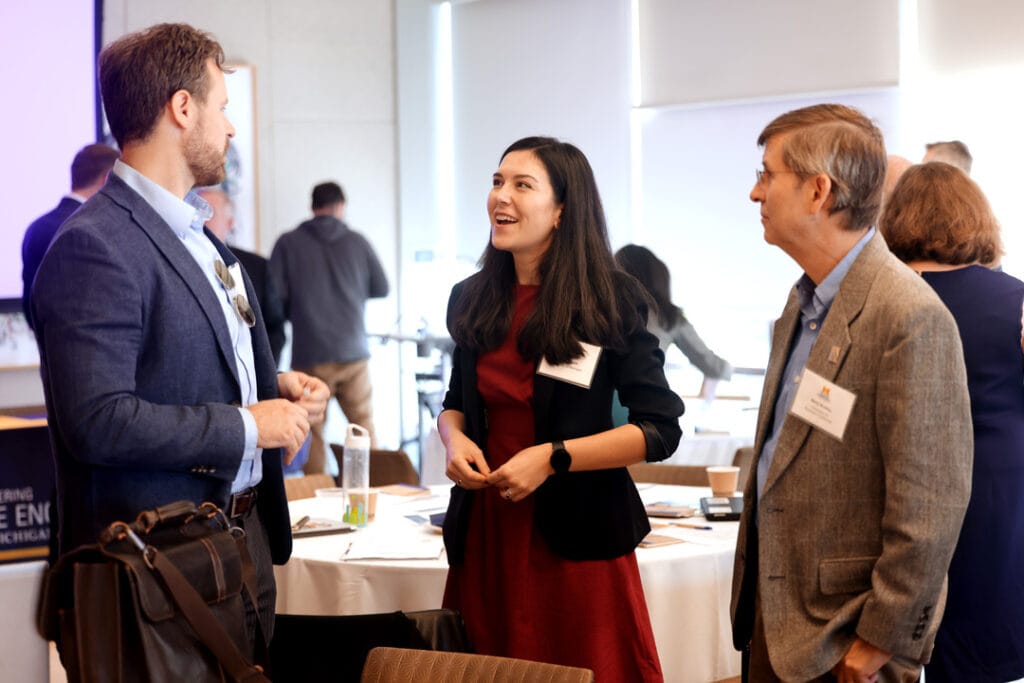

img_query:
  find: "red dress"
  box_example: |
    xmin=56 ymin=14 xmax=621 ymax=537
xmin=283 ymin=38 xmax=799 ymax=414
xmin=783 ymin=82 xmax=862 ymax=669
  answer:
xmin=443 ymin=285 xmax=663 ymax=682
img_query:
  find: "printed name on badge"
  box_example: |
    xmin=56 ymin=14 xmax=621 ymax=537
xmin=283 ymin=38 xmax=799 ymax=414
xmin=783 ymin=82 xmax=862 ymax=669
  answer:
xmin=537 ymin=342 xmax=602 ymax=389
xmin=788 ymin=367 xmax=856 ymax=441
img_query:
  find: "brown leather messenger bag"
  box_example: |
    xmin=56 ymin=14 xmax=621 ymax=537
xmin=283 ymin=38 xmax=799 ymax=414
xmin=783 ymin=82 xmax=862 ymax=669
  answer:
xmin=38 ymin=500 xmax=270 ymax=682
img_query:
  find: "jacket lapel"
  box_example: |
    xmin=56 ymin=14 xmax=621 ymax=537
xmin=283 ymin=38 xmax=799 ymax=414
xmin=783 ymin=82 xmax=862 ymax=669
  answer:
xmin=103 ymin=175 xmax=241 ymax=387
xmin=760 ymin=232 xmax=886 ymax=496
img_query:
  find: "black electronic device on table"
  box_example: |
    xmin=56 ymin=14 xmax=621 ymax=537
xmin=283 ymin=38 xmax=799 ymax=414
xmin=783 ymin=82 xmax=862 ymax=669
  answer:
xmin=700 ymin=496 xmax=743 ymax=521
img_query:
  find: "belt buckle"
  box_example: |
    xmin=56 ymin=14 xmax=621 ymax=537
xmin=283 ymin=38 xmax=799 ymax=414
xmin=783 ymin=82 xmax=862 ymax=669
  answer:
xmin=229 ymin=489 xmax=250 ymax=519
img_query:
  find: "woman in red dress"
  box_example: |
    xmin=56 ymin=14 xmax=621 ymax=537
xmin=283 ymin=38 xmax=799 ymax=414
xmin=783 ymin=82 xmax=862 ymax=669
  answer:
xmin=439 ymin=136 xmax=684 ymax=681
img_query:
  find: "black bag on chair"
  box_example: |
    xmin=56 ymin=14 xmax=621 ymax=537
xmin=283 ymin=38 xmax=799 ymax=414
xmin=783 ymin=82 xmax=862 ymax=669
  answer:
xmin=38 ymin=500 xmax=269 ymax=682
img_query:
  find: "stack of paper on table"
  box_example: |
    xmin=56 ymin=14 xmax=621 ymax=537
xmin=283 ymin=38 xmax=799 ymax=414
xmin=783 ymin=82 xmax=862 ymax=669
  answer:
xmin=342 ymin=534 xmax=444 ymax=561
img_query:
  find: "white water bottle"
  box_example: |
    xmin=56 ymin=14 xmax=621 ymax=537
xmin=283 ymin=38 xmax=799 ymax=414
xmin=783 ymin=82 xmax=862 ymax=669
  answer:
xmin=342 ymin=424 xmax=371 ymax=525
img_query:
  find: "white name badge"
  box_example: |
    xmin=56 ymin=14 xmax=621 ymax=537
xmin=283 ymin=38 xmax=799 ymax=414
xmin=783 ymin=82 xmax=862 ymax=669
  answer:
xmin=788 ymin=367 xmax=857 ymax=441
xmin=537 ymin=342 xmax=602 ymax=389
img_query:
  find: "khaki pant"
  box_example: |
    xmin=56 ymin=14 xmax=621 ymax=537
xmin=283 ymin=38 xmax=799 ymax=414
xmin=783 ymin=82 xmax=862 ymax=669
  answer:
xmin=298 ymin=359 xmax=376 ymax=474
xmin=748 ymin=589 xmax=921 ymax=683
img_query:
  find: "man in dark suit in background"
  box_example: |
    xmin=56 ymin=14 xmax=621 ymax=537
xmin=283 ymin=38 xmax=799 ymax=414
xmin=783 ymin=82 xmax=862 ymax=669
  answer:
xmin=31 ymin=23 xmax=328 ymax=659
xmin=199 ymin=186 xmax=286 ymax=365
xmin=20 ymin=143 xmax=118 ymax=328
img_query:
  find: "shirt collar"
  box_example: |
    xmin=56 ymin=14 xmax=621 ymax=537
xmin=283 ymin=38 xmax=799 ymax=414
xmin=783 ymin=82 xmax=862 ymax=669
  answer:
xmin=112 ymin=160 xmax=207 ymax=237
xmin=185 ymin=189 xmax=214 ymax=231
xmin=796 ymin=227 xmax=875 ymax=318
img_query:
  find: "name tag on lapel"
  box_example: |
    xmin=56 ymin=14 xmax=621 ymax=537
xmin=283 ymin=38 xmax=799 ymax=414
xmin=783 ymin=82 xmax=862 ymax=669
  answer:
xmin=537 ymin=342 xmax=602 ymax=389
xmin=788 ymin=368 xmax=856 ymax=441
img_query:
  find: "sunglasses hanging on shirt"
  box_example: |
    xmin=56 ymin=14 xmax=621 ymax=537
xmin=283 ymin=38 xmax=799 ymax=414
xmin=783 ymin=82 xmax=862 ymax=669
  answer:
xmin=213 ymin=259 xmax=256 ymax=328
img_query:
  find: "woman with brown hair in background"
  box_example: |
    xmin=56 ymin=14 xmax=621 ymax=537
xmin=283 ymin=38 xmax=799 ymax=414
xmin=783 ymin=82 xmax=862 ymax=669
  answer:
xmin=881 ymin=161 xmax=1024 ymax=683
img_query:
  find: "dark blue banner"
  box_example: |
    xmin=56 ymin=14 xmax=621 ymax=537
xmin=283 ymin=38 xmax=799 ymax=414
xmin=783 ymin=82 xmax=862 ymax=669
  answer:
xmin=0 ymin=420 xmax=53 ymax=563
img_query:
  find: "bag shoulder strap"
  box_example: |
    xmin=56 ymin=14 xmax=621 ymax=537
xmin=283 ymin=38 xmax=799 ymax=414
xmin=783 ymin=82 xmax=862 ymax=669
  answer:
xmin=148 ymin=547 xmax=270 ymax=683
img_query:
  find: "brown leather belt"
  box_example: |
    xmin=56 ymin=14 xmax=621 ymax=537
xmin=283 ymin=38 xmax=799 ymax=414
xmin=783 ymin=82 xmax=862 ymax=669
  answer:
xmin=228 ymin=487 xmax=258 ymax=519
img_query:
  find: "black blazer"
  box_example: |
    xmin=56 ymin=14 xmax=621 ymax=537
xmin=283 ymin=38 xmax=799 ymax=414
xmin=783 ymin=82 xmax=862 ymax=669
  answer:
xmin=441 ymin=275 xmax=684 ymax=562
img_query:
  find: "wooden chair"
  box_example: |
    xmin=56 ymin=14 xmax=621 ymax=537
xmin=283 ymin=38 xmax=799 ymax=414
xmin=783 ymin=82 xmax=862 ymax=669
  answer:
xmin=270 ymin=610 xmax=468 ymax=682
xmin=361 ymin=646 xmax=594 ymax=683
xmin=283 ymin=473 xmax=336 ymax=501
xmin=627 ymin=462 xmax=708 ymax=487
xmin=330 ymin=444 xmax=420 ymax=487
xmin=732 ymin=446 xmax=755 ymax=492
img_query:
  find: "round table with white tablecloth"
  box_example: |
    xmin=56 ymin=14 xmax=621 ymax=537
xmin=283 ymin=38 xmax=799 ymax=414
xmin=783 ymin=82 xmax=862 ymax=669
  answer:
xmin=275 ymin=484 xmax=741 ymax=683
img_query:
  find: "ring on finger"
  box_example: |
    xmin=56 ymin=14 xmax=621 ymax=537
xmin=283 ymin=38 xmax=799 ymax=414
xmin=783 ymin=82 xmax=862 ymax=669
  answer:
xmin=503 ymin=488 xmax=512 ymax=501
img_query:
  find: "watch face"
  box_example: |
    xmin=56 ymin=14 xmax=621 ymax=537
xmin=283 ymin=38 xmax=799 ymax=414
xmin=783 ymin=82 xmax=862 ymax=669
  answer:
xmin=551 ymin=447 xmax=571 ymax=474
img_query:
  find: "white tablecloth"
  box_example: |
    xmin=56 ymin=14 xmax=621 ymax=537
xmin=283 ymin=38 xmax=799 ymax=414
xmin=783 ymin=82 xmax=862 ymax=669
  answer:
xmin=0 ymin=560 xmax=50 ymax=682
xmin=275 ymin=485 xmax=741 ymax=683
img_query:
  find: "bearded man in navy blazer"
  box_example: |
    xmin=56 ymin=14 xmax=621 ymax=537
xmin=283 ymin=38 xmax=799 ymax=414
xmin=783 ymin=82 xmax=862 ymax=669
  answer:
xmin=31 ymin=23 xmax=329 ymax=658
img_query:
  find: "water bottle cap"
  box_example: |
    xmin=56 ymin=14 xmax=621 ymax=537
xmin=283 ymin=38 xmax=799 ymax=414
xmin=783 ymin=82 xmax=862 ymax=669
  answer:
xmin=345 ymin=423 xmax=371 ymax=449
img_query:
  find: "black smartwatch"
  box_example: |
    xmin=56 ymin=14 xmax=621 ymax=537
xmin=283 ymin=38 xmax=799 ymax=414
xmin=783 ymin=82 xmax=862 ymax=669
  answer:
xmin=550 ymin=440 xmax=572 ymax=474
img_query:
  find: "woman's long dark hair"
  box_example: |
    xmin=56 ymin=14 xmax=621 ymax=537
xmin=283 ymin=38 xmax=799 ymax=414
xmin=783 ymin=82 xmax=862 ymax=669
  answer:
xmin=450 ymin=136 xmax=641 ymax=364
xmin=614 ymin=244 xmax=684 ymax=329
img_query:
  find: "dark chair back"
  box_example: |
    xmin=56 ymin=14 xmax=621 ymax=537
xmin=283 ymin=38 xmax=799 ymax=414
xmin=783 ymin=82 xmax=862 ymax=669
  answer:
xmin=269 ymin=609 xmax=467 ymax=682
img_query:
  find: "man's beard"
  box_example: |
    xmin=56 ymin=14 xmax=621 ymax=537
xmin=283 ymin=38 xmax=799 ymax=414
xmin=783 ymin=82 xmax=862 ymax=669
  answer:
xmin=186 ymin=122 xmax=227 ymax=188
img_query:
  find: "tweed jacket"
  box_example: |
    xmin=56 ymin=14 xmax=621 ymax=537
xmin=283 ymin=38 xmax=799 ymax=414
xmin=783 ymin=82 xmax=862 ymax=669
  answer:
xmin=441 ymin=274 xmax=684 ymax=563
xmin=32 ymin=174 xmax=292 ymax=563
xmin=730 ymin=232 xmax=972 ymax=681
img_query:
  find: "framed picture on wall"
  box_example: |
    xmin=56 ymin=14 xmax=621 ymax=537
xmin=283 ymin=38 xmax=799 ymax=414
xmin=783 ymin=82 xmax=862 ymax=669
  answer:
xmin=222 ymin=63 xmax=260 ymax=252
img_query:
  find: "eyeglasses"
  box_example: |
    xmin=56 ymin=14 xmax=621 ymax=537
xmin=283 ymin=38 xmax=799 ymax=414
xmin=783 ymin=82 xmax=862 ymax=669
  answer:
xmin=214 ymin=259 xmax=256 ymax=328
xmin=754 ymin=168 xmax=802 ymax=184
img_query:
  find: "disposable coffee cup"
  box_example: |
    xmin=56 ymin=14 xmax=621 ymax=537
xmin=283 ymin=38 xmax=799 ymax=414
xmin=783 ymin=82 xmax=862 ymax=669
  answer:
xmin=314 ymin=487 xmax=347 ymax=520
xmin=706 ymin=466 xmax=740 ymax=497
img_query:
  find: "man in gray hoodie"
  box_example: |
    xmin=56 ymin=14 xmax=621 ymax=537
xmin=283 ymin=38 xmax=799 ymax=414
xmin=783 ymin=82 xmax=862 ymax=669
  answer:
xmin=270 ymin=181 xmax=389 ymax=473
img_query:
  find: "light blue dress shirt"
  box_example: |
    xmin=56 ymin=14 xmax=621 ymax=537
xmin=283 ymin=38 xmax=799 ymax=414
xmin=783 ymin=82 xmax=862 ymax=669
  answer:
xmin=756 ymin=227 xmax=875 ymax=501
xmin=112 ymin=161 xmax=261 ymax=492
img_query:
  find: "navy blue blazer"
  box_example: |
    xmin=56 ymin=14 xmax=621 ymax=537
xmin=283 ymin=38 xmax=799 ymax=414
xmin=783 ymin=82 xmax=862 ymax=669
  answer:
xmin=441 ymin=275 xmax=684 ymax=562
xmin=32 ymin=174 xmax=291 ymax=562
xmin=21 ymin=196 xmax=82 ymax=328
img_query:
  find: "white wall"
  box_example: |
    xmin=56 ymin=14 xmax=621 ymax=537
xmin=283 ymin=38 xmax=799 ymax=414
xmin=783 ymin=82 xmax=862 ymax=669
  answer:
xmin=102 ymin=1 xmax=398 ymax=280
xmin=635 ymin=90 xmax=900 ymax=375
xmin=638 ymin=0 xmax=899 ymax=106
xmin=7 ymin=0 xmax=1024 ymax=415
xmin=101 ymin=0 xmax=404 ymax=447
xmin=903 ymin=0 xmax=1024 ymax=277
xmin=450 ymin=0 xmax=634 ymax=255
